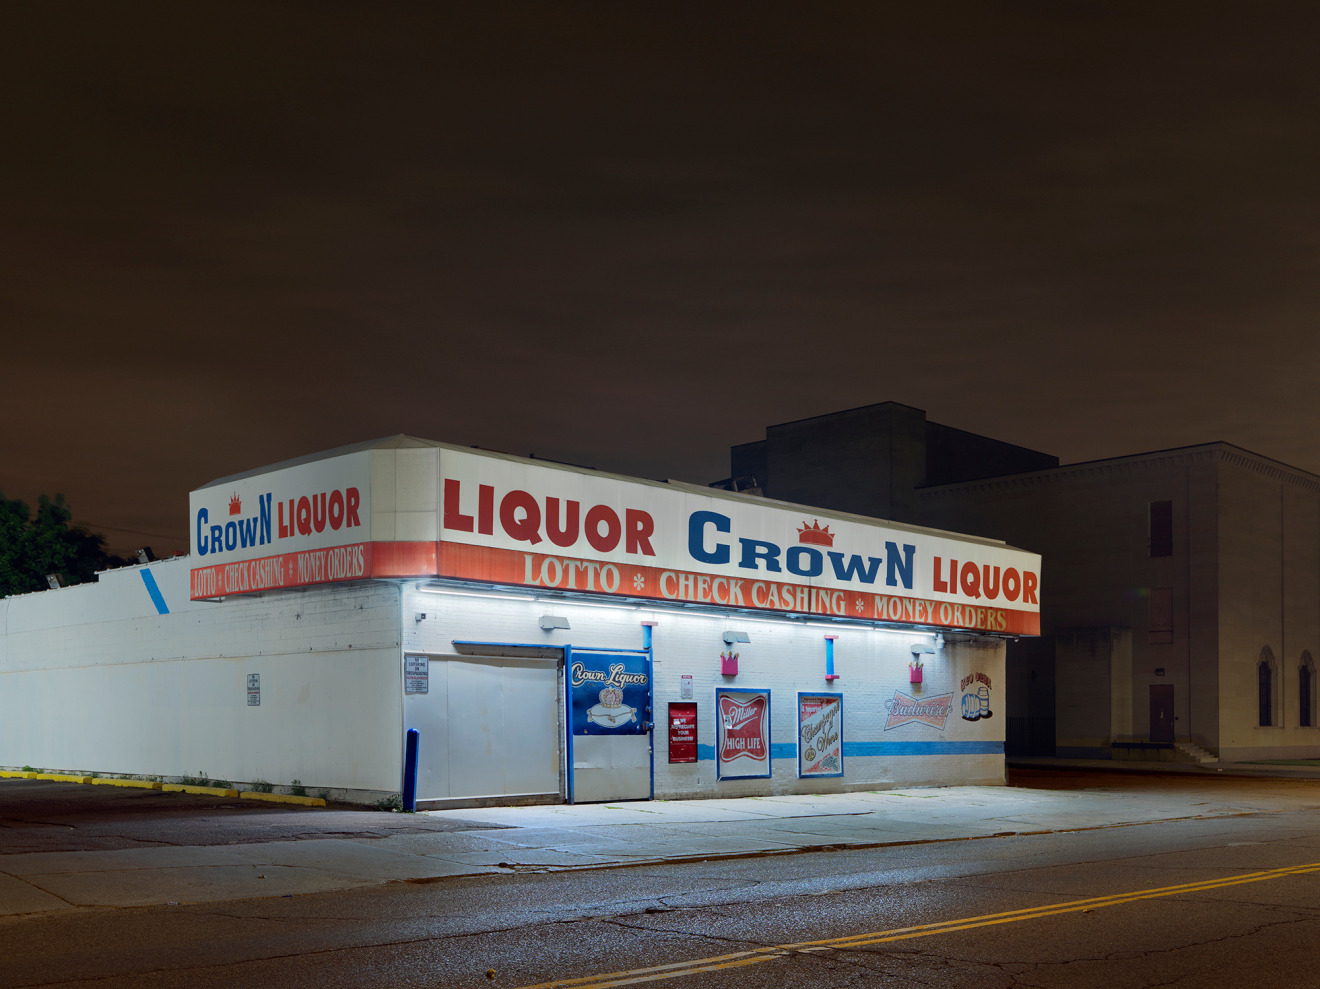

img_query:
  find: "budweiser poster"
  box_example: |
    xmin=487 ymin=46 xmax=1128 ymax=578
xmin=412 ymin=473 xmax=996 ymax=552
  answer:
xmin=716 ymin=689 xmax=771 ymax=779
xmin=884 ymin=691 xmax=956 ymax=731
xmin=798 ymin=693 xmax=843 ymax=778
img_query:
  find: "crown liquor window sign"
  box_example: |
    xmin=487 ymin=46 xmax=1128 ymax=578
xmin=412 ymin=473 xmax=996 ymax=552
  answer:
xmin=569 ymin=650 xmax=651 ymax=736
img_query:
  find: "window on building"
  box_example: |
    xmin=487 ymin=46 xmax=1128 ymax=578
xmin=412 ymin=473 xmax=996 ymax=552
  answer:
xmin=1259 ymin=647 xmax=1277 ymax=727
xmin=1301 ymin=653 xmax=1316 ymax=728
xmin=1149 ymin=587 xmax=1173 ymax=644
xmin=1259 ymin=661 xmax=1273 ymax=726
xmin=1149 ymin=501 xmax=1173 ymax=557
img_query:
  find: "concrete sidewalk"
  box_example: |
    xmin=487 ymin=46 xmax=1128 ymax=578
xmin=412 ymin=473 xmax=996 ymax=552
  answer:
xmin=6 ymin=769 xmax=1320 ymax=918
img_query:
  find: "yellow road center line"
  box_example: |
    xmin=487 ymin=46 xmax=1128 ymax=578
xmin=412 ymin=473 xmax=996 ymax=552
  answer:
xmin=516 ymin=861 xmax=1320 ymax=988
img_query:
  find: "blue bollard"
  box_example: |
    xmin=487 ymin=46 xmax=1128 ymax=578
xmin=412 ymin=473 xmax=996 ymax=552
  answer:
xmin=402 ymin=728 xmax=419 ymax=812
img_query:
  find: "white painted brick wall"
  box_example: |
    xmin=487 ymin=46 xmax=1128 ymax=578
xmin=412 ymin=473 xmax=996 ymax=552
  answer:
xmin=402 ymin=584 xmax=1005 ymax=801
xmin=0 ymin=559 xmax=404 ymax=794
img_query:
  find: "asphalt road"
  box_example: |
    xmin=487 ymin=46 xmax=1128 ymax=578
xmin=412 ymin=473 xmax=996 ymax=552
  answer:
xmin=4 ymin=773 xmax=1320 ymax=987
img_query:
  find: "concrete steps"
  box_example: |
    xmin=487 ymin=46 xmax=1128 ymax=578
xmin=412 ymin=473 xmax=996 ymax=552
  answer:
xmin=1175 ymin=740 xmax=1219 ymax=764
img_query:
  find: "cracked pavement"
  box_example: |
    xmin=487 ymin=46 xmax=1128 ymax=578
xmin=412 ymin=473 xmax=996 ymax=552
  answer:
xmin=5 ymin=766 xmax=1320 ymax=920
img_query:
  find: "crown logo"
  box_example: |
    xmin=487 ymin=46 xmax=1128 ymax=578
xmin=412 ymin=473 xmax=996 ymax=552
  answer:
xmin=599 ymin=687 xmax=623 ymax=708
xmin=228 ymin=493 xmax=242 ymax=516
xmin=797 ymin=519 xmax=834 ymax=547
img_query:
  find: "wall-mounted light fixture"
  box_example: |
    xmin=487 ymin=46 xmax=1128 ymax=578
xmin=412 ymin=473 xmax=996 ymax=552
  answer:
xmin=722 ymin=630 xmax=750 ymax=645
xmin=539 ymin=615 xmax=571 ymax=631
xmin=414 ymin=612 xmax=427 ymax=622
xmin=909 ymin=641 xmax=934 ymax=685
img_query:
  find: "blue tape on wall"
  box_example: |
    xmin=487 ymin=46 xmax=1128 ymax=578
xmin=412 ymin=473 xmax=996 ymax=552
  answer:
xmin=140 ymin=570 xmax=169 ymax=615
xmin=845 ymin=740 xmax=1004 ymax=756
xmin=694 ymin=740 xmax=1002 ymax=761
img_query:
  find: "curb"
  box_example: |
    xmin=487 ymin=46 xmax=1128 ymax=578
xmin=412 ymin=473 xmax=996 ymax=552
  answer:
xmin=161 ymin=783 xmax=241 ymax=798
xmin=239 ymin=791 xmax=327 ymax=807
xmin=91 ymin=778 xmax=164 ymax=789
xmin=2 ymin=773 xmax=328 ymax=807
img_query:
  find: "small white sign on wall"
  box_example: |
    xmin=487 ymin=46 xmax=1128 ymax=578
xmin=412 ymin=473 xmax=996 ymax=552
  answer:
xmin=404 ymin=655 xmax=429 ymax=694
xmin=680 ymin=674 xmax=693 ymax=700
xmin=247 ymin=673 xmax=261 ymax=707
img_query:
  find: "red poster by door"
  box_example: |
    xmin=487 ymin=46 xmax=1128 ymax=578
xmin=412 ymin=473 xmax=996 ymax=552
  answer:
xmin=668 ymin=702 xmax=697 ymax=763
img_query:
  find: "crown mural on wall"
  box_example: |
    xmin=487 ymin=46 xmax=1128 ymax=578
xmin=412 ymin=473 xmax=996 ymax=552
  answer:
xmin=228 ymin=493 xmax=242 ymax=516
xmin=797 ymin=520 xmax=835 ymax=547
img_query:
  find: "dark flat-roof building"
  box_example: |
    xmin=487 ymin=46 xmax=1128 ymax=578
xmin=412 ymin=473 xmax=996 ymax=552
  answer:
xmin=725 ymin=403 xmax=1320 ymax=763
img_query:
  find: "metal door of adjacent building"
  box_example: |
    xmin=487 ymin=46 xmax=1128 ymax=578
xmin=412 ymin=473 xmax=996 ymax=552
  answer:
xmin=566 ymin=647 xmax=653 ymax=803
xmin=1150 ymin=684 xmax=1175 ymax=744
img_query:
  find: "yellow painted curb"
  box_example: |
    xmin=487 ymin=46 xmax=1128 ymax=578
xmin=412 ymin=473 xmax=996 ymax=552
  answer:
xmin=161 ymin=783 xmax=240 ymax=798
xmin=33 ymin=773 xmax=93 ymax=784
xmin=239 ymin=791 xmax=327 ymax=807
xmin=91 ymin=778 xmax=164 ymax=789
xmin=0 ymin=770 xmax=33 ymax=778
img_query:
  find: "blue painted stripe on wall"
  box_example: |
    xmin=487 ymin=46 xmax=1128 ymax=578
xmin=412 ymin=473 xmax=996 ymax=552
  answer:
xmin=140 ymin=570 xmax=169 ymax=615
xmin=845 ymin=740 xmax=1003 ymax=756
xmin=691 ymin=740 xmax=1001 ymax=762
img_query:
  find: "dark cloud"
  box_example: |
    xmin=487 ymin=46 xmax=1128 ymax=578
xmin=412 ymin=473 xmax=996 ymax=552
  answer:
xmin=4 ymin=3 xmax=1320 ymax=553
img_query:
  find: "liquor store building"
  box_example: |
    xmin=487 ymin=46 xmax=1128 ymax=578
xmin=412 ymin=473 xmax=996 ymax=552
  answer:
xmin=0 ymin=437 xmax=1040 ymax=807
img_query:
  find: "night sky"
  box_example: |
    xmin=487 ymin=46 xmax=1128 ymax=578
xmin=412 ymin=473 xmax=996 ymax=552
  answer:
xmin=5 ymin=3 xmax=1320 ymax=556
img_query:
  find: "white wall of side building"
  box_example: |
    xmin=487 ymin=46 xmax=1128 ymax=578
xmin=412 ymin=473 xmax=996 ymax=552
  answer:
xmin=0 ymin=558 xmax=404 ymax=798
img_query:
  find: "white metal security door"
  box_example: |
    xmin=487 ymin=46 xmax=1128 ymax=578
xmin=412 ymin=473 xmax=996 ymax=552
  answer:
xmin=566 ymin=648 xmax=653 ymax=803
xmin=412 ymin=654 xmax=562 ymax=804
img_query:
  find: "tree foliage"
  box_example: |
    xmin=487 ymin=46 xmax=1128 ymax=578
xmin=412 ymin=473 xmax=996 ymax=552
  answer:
xmin=0 ymin=493 xmax=127 ymax=597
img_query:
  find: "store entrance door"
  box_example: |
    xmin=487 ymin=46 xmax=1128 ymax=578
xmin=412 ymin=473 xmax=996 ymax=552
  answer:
xmin=566 ymin=647 xmax=653 ymax=803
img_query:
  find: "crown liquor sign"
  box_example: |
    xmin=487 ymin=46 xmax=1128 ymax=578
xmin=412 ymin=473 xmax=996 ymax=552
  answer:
xmin=191 ymin=441 xmax=1041 ymax=635
xmin=569 ymin=650 xmax=651 ymax=736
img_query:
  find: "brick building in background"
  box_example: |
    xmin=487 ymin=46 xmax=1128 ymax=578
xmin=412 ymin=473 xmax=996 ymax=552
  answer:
xmin=720 ymin=403 xmax=1320 ymax=763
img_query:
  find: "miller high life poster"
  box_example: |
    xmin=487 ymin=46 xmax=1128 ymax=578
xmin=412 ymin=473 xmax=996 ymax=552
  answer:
xmin=716 ymin=688 xmax=771 ymax=780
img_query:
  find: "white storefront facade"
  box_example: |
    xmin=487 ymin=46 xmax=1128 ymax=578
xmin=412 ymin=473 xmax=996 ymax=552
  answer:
xmin=1 ymin=436 xmax=1040 ymax=807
